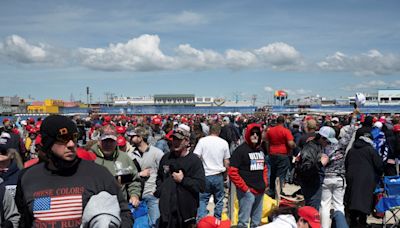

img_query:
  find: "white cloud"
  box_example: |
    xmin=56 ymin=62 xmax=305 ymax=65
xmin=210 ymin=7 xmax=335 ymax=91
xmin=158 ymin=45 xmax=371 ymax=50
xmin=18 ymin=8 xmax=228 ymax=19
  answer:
xmin=174 ymin=44 xmax=224 ymax=69
xmin=264 ymin=86 xmax=274 ymax=92
xmin=318 ymin=50 xmax=400 ymax=76
xmin=254 ymin=42 xmax=304 ymax=70
xmin=0 ymin=35 xmax=50 ymax=63
xmin=78 ymin=34 xmax=174 ymax=71
xmin=0 ymin=34 xmax=305 ymax=72
xmin=343 ymin=80 xmax=387 ymax=91
xmin=225 ymin=49 xmax=257 ymax=69
xmin=285 ymin=88 xmax=312 ymax=96
xmin=77 ymin=34 xmax=304 ymax=71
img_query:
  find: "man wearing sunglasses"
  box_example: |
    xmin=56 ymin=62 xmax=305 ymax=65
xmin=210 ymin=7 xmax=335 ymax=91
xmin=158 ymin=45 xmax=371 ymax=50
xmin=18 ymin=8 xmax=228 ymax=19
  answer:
xmin=229 ymin=123 xmax=268 ymax=228
xmin=155 ymin=124 xmax=205 ymax=228
xmin=129 ymin=127 xmax=164 ymax=228
xmin=16 ymin=115 xmax=133 ymax=227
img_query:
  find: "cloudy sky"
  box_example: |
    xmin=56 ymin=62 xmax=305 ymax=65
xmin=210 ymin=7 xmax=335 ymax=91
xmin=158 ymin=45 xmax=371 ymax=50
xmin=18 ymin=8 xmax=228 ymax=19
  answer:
xmin=1 ymin=0 xmax=400 ymax=104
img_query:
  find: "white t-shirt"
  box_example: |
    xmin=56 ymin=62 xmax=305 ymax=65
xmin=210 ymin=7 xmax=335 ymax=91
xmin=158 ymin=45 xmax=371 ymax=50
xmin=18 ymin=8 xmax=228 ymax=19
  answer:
xmin=193 ymin=135 xmax=230 ymax=176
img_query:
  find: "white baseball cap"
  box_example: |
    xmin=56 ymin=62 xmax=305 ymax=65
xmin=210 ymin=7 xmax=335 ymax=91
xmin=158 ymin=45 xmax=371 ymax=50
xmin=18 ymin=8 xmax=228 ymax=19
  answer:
xmin=318 ymin=126 xmax=338 ymax=144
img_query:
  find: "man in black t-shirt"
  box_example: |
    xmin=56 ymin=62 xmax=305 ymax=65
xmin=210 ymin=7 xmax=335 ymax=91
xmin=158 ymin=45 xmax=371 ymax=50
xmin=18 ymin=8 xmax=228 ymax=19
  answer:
xmin=16 ymin=115 xmax=132 ymax=227
xmin=228 ymin=123 xmax=268 ymax=228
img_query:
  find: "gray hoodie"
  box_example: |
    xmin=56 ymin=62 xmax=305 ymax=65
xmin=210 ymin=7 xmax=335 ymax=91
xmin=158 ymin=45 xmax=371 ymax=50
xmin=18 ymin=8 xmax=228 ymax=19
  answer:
xmin=0 ymin=187 xmax=20 ymax=227
xmin=80 ymin=191 xmax=121 ymax=228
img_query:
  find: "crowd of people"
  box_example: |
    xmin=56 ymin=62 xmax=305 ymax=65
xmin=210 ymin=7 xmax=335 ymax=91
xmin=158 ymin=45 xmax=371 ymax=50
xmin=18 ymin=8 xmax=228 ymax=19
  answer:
xmin=0 ymin=110 xmax=398 ymax=227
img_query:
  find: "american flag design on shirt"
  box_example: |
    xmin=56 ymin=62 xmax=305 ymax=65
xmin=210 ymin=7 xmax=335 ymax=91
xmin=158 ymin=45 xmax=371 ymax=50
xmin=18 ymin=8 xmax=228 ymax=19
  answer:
xmin=33 ymin=194 xmax=82 ymax=221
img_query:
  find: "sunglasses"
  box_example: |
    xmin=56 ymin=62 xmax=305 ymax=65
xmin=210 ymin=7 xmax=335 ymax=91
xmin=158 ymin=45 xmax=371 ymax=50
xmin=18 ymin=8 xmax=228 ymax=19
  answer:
xmin=55 ymin=132 xmax=79 ymax=144
xmin=250 ymin=130 xmax=261 ymax=136
xmin=321 ymin=137 xmax=331 ymax=144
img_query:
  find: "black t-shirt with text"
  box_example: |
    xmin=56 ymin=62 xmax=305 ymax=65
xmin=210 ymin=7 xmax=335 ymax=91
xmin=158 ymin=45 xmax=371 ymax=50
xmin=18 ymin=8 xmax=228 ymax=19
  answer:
xmin=230 ymin=143 xmax=265 ymax=191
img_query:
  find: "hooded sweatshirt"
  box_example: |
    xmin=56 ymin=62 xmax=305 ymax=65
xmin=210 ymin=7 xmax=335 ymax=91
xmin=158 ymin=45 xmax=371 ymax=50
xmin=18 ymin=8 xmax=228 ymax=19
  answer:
xmin=228 ymin=123 xmax=268 ymax=194
xmin=257 ymin=214 xmax=297 ymax=228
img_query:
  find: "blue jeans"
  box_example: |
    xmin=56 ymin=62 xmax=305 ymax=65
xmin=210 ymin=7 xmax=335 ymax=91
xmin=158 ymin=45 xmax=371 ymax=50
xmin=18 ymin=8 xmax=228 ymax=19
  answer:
xmin=300 ymin=181 xmax=322 ymax=210
xmin=331 ymin=211 xmax=349 ymax=228
xmin=142 ymin=194 xmax=160 ymax=228
xmin=236 ymin=189 xmax=264 ymax=228
xmin=197 ymin=174 xmax=225 ymax=220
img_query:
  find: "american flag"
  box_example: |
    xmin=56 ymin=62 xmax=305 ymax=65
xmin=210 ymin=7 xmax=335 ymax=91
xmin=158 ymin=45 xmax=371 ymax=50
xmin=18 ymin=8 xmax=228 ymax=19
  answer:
xmin=33 ymin=195 xmax=82 ymax=221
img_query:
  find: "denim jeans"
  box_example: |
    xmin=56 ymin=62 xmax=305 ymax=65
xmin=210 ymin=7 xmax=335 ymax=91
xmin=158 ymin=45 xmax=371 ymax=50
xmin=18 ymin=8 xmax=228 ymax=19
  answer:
xmin=300 ymin=181 xmax=322 ymax=210
xmin=269 ymin=154 xmax=290 ymax=196
xmin=197 ymin=174 xmax=225 ymax=220
xmin=236 ymin=189 xmax=264 ymax=228
xmin=142 ymin=194 xmax=160 ymax=228
xmin=331 ymin=211 xmax=349 ymax=228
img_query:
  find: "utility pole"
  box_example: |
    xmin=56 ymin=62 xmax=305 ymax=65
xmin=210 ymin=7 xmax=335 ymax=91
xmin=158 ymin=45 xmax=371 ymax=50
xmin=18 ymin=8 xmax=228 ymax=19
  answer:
xmin=86 ymin=87 xmax=90 ymax=108
xmin=233 ymin=91 xmax=241 ymax=104
xmin=104 ymin=92 xmax=115 ymax=107
xmin=251 ymin=94 xmax=257 ymax=106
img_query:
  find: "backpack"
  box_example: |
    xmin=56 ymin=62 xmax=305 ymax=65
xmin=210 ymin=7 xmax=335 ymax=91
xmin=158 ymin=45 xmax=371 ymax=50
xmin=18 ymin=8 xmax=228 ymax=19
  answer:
xmin=294 ymin=141 xmax=321 ymax=184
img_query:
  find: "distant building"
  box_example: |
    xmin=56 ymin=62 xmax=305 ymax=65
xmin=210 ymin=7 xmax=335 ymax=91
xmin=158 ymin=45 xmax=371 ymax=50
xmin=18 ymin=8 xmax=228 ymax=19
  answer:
xmin=195 ymin=97 xmax=214 ymax=106
xmin=378 ymin=89 xmax=400 ymax=104
xmin=114 ymin=96 xmax=154 ymax=105
xmin=154 ymin=94 xmax=195 ymax=106
xmin=0 ymin=96 xmax=26 ymax=114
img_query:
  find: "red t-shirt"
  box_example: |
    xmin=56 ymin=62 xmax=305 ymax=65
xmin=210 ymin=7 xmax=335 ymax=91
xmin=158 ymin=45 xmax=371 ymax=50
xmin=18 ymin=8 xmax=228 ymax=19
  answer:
xmin=266 ymin=125 xmax=294 ymax=155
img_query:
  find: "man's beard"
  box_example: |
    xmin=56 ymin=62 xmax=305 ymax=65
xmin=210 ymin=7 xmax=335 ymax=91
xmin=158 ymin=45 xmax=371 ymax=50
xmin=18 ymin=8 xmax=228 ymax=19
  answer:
xmin=47 ymin=151 xmax=78 ymax=171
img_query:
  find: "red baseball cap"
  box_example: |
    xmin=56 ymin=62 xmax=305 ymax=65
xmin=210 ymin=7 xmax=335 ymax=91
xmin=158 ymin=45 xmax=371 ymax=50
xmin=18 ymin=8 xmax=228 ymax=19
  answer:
xmin=116 ymin=126 xmax=126 ymax=134
xmin=152 ymin=117 xmax=162 ymax=125
xmin=28 ymin=117 xmax=35 ymax=124
xmin=104 ymin=116 xmax=111 ymax=122
xmin=197 ymin=216 xmax=230 ymax=228
xmin=181 ymin=117 xmax=188 ymax=123
xmin=117 ymin=136 xmax=127 ymax=147
xmin=393 ymin=124 xmax=400 ymax=133
xmin=298 ymin=206 xmax=321 ymax=228
xmin=165 ymin=130 xmax=174 ymax=141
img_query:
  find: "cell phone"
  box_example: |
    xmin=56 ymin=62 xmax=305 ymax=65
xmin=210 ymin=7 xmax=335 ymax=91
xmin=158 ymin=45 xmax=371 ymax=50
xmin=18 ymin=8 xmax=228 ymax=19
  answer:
xmin=115 ymin=174 xmax=134 ymax=185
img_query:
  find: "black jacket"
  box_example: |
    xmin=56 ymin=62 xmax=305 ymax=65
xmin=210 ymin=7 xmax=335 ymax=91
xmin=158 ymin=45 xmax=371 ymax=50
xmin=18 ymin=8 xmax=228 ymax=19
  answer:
xmin=155 ymin=152 xmax=205 ymax=228
xmin=345 ymin=137 xmax=383 ymax=214
xmin=296 ymin=139 xmax=324 ymax=186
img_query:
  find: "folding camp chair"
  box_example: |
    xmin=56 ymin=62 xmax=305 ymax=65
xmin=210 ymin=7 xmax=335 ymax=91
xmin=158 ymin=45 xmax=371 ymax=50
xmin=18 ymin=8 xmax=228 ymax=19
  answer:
xmin=275 ymin=177 xmax=304 ymax=208
xmin=376 ymin=176 xmax=400 ymax=228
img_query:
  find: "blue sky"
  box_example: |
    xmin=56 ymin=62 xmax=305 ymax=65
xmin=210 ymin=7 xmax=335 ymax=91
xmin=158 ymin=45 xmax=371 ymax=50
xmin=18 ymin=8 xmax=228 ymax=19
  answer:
xmin=1 ymin=0 xmax=399 ymax=105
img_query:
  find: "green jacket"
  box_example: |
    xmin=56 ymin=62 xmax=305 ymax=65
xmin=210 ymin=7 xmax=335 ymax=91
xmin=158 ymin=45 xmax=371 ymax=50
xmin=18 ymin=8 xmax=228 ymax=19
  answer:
xmin=90 ymin=142 xmax=142 ymax=200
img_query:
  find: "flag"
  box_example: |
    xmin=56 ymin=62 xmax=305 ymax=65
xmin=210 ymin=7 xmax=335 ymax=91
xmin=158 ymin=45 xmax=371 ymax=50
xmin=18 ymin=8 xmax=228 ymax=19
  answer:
xmin=33 ymin=195 xmax=82 ymax=221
